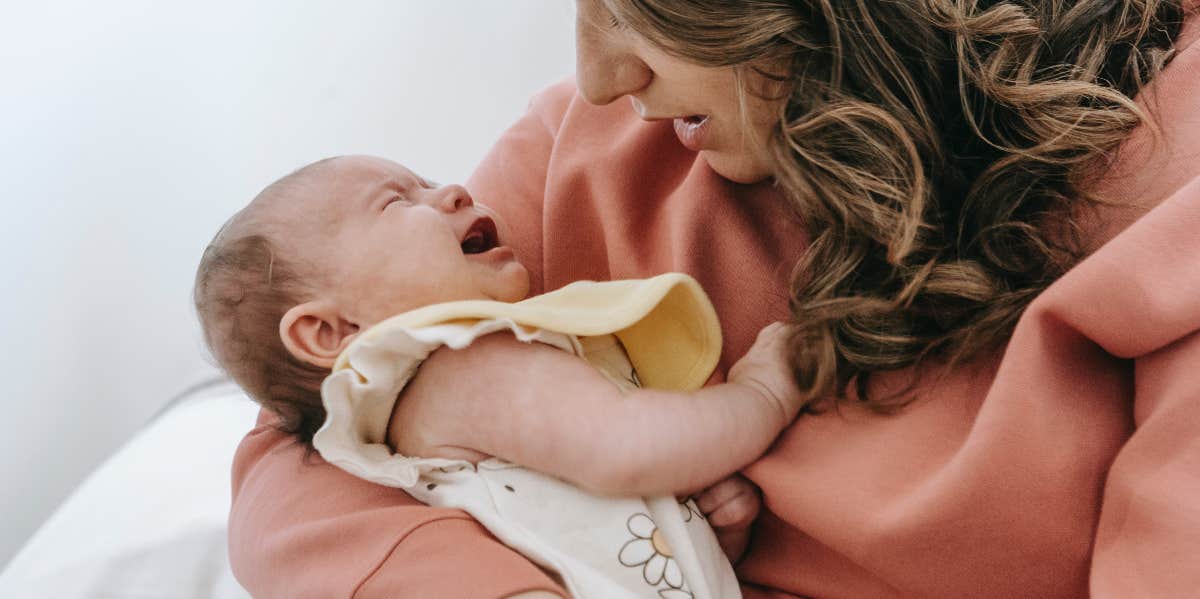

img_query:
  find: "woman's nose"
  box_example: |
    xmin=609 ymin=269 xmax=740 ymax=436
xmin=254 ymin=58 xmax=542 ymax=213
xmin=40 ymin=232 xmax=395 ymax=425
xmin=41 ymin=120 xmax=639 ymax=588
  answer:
xmin=430 ymin=184 xmax=473 ymax=213
xmin=574 ymin=18 xmax=651 ymax=105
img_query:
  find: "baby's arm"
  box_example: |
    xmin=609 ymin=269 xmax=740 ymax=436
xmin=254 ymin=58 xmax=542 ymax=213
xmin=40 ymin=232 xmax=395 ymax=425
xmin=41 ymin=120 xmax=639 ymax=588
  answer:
xmin=388 ymin=323 xmax=799 ymax=497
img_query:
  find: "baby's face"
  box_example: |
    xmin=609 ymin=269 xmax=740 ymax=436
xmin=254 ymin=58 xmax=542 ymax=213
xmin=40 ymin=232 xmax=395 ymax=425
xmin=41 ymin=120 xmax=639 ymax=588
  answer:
xmin=287 ymin=156 xmax=529 ymax=325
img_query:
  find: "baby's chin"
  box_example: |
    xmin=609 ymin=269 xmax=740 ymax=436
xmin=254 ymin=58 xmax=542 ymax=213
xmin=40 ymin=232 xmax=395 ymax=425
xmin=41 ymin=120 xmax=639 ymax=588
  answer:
xmin=493 ymin=262 xmax=531 ymax=303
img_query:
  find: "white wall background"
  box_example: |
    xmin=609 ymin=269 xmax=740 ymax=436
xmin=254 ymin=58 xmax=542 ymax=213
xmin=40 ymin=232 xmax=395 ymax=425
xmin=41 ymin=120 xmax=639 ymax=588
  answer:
xmin=0 ymin=0 xmax=576 ymax=568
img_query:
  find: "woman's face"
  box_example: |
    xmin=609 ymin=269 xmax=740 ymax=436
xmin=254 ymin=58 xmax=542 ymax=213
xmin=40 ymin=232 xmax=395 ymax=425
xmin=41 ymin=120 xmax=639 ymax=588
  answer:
xmin=573 ymin=0 xmax=782 ymax=184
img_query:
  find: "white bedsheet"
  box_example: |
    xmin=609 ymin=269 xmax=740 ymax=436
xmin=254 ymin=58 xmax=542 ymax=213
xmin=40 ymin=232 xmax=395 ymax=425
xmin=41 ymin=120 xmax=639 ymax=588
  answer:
xmin=0 ymin=384 xmax=258 ymax=598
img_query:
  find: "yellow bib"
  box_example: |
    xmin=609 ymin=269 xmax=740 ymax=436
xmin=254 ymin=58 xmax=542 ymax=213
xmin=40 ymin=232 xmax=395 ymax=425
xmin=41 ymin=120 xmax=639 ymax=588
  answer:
xmin=333 ymin=273 xmax=722 ymax=391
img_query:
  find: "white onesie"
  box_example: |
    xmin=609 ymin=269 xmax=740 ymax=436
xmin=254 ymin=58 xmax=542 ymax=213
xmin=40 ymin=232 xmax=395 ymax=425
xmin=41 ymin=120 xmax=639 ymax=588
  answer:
xmin=313 ymin=275 xmax=742 ymax=599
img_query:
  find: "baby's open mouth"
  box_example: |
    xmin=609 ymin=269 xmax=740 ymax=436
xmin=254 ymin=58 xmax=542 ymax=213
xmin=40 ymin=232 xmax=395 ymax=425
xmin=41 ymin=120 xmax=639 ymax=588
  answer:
xmin=461 ymin=216 xmax=500 ymax=254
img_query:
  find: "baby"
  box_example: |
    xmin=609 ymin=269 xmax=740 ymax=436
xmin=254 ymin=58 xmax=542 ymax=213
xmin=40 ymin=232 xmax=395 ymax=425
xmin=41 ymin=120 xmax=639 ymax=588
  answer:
xmin=195 ymin=155 xmax=801 ymax=599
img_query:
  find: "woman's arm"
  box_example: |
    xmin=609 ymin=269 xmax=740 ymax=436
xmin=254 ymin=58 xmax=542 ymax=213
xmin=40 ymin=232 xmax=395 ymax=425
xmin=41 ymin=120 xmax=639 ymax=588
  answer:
xmin=390 ymin=323 xmax=799 ymax=497
xmin=228 ymin=418 xmax=568 ymax=598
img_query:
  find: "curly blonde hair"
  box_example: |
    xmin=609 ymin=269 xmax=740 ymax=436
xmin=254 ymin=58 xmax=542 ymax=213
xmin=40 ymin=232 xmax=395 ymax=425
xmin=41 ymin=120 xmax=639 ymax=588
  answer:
xmin=604 ymin=0 xmax=1188 ymax=409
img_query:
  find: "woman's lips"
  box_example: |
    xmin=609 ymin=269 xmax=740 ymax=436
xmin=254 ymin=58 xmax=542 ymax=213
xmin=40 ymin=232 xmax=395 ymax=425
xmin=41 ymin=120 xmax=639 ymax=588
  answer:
xmin=673 ymin=115 xmax=711 ymax=152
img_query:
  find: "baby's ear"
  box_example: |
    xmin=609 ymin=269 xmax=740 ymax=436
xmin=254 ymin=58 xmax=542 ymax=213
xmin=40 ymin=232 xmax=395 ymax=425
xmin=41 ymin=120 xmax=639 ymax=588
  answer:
xmin=279 ymin=301 xmax=361 ymax=369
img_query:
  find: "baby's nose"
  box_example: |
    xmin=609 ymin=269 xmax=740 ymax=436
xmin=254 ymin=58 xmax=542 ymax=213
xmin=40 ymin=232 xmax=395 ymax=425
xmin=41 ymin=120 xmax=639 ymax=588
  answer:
xmin=432 ymin=184 xmax=473 ymax=212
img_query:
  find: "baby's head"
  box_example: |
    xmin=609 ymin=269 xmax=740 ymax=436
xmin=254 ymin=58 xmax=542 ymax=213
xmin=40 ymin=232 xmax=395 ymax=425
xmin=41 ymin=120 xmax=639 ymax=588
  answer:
xmin=194 ymin=155 xmax=528 ymax=441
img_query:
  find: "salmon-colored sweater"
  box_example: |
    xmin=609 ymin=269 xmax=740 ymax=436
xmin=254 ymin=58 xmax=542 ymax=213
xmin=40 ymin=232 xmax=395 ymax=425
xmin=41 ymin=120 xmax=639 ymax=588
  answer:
xmin=228 ymin=17 xmax=1200 ymax=598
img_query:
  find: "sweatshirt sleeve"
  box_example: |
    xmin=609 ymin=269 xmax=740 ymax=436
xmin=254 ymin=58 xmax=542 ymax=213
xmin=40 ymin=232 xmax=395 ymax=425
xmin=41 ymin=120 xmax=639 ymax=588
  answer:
xmin=226 ymin=80 xmax=577 ymax=599
xmin=1080 ymin=175 xmax=1200 ymax=597
xmin=738 ymin=175 xmax=1200 ymax=599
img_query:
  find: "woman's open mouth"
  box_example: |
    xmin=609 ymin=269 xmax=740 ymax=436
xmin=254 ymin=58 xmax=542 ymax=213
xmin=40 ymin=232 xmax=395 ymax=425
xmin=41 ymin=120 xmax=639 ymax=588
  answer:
xmin=673 ymin=115 xmax=711 ymax=152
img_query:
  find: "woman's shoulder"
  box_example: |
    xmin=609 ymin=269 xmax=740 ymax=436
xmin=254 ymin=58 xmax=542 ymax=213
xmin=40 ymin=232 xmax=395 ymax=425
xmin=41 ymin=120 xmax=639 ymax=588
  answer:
xmin=526 ymin=77 xmax=577 ymax=137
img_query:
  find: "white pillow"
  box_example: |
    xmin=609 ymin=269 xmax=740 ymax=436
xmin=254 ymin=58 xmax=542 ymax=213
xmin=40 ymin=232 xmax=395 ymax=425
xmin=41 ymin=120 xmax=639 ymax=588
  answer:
xmin=0 ymin=384 xmax=258 ymax=598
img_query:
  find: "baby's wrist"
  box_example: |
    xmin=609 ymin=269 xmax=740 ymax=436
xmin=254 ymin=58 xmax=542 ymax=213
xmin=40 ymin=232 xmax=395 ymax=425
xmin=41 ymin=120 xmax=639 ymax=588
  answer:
xmin=737 ymin=380 xmax=793 ymax=430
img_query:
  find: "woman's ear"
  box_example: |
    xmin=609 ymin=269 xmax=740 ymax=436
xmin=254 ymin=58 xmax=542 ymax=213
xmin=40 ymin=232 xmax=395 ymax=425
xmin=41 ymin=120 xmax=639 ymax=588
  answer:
xmin=279 ymin=301 xmax=362 ymax=369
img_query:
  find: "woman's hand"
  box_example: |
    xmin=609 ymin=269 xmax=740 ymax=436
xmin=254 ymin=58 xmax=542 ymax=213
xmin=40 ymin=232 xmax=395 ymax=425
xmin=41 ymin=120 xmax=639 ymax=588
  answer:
xmin=695 ymin=474 xmax=762 ymax=563
xmin=727 ymin=322 xmax=803 ymax=426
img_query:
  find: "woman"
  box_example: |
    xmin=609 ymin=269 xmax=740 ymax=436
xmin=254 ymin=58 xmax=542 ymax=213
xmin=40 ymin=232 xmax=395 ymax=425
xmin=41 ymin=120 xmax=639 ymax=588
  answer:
xmin=228 ymin=0 xmax=1200 ymax=596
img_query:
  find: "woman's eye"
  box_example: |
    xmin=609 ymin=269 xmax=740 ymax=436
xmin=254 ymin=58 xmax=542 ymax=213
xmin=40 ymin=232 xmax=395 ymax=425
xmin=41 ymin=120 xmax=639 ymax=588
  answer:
xmin=385 ymin=196 xmax=412 ymax=209
xmin=608 ymin=15 xmax=625 ymax=29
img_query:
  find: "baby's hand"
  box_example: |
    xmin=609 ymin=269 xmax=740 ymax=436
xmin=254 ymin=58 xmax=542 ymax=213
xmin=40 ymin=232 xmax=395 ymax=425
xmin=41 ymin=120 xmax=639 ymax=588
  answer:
xmin=727 ymin=322 xmax=803 ymax=425
xmin=695 ymin=474 xmax=761 ymax=563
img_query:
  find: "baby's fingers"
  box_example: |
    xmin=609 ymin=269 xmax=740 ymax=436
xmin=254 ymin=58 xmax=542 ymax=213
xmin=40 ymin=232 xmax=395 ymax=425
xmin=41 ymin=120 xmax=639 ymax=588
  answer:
xmin=696 ymin=476 xmax=761 ymax=529
xmin=741 ymin=321 xmax=795 ymax=366
xmin=757 ymin=321 xmax=792 ymax=342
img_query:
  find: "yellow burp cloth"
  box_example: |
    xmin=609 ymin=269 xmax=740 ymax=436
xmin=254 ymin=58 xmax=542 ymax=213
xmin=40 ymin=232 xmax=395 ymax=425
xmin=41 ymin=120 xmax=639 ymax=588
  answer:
xmin=335 ymin=272 xmax=721 ymax=390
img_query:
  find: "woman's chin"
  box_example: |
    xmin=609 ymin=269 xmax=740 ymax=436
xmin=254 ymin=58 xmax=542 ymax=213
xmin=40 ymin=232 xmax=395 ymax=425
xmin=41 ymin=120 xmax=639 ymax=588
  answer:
xmin=703 ymin=151 xmax=773 ymax=184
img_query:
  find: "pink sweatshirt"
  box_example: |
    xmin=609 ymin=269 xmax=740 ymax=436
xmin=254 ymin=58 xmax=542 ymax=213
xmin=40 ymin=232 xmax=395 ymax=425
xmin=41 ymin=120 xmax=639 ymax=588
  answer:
xmin=228 ymin=15 xmax=1200 ymax=598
